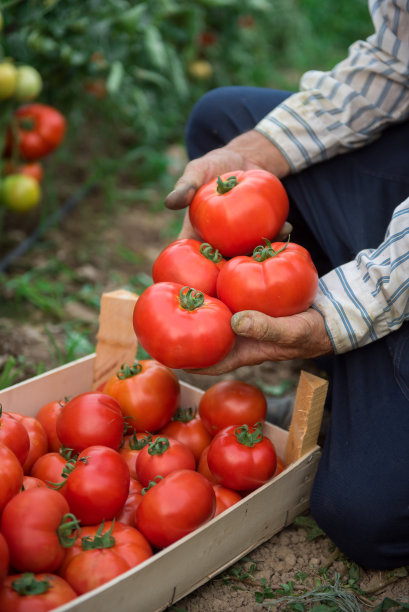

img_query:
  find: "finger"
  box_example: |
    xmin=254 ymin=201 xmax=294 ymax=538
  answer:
xmin=231 ymin=310 xmax=282 ymax=342
xmin=164 ymin=181 xmax=197 ymax=210
xmin=274 ymin=221 xmax=293 ymax=241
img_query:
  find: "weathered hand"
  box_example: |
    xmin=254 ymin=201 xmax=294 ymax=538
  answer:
xmin=187 ymin=307 xmax=333 ymax=375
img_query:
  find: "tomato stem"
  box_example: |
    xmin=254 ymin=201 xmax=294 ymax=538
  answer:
xmin=148 ymin=436 xmax=169 ymax=455
xmin=173 ymin=406 xmax=197 ymax=423
xmin=81 ymin=520 xmax=116 ymax=550
xmin=216 ymin=175 xmax=238 ymax=194
xmin=117 ymin=360 xmax=143 ymax=379
xmin=58 ymin=512 xmax=81 ymax=548
xmin=128 ymin=431 xmax=152 ymax=451
xmin=253 ymin=235 xmax=290 ymax=262
xmin=12 ymin=573 xmax=51 ymax=596
xmin=199 ymin=242 xmax=222 ymax=263
xmin=234 ymin=422 xmax=264 ymax=447
xmin=142 ymin=475 xmax=163 ymax=495
xmin=179 ymin=286 xmax=205 ymax=310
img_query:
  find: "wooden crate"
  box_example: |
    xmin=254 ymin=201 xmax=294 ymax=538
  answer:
xmin=0 ymin=290 xmax=328 ymax=612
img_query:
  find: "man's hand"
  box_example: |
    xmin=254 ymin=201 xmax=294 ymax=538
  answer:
xmin=188 ymin=307 xmax=333 ymax=376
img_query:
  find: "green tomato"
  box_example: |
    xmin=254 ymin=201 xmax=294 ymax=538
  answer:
xmin=15 ymin=65 xmax=43 ymax=101
xmin=0 ymin=63 xmax=17 ymax=100
xmin=1 ymin=174 xmax=41 ymax=212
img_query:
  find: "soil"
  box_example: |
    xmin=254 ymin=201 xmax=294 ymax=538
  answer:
xmin=1 ymin=147 xmax=409 ymax=610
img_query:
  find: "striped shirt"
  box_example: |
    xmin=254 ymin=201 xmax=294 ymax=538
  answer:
xmin=255 ymin=0 xmax=409 ymax=353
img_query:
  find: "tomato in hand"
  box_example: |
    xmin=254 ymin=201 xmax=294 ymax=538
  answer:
xmin=213 ymin=484 xmax=242 ymax=516
xmin=136 ymin=469 xmax=216 ymax=548
xmin=216 ymin=238 xmax=319 ymax=317
xmin=207 ymin=423 xmax=277 ymax=492
xmin=152 ymin=239 xmax=226 ymax=297
xmin=103 ymin=360 xmax=180 ymax=433
xmin=0 ymin=406 xmax=30 ymax=465
xmin=9 ymin=103 xmax=66 ymax=160
xmin=0 ymin=573 xmax=77 ymax=611
xmin=160 ymin=407 xmax=212 ymax=463
xmin=136 ymin=436 xmax=196 ymax=486
xmin=198 ymin=380 xmax=267 ymax=436
xmin=8 ymin=412 xmax=48 ymax=474
xmin=189 ymin=170 xmax=289 ymax=257
xmin=133 ymin=282 xmax=235 ymax=369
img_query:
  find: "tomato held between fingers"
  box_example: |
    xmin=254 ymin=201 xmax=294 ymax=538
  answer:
xmin=189 ymin=170 xmax=289 ymax=258
xmin=0 ymin=573 xmax=77 ymax=611
xmin=136 ymin=436 xmax=196 ymax=486
xmin=216 ymin=238 xmax=319 ymax=317
xmin=133 ymin=282 xmax=235 ymax=370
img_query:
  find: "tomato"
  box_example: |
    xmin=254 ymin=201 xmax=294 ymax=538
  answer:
xmin=8 ymin=413 xmax=48 ymax=474
xmin=119 ymin=432 xmax=156 ymax=479
xmin=189 ymin=170 xmax=289 ymax=258
xmin=213 ymin=484 xmax=242 ymax=516
xmin=188 ymin=60 xmax=213 ymax=79
xmin=10 ymin=103 xmax=66 ymax=160
xmin=274 ymin=456 xmax=286 ymax=476
xmin=216 ymin=238 xmax=319 ymax=317
xmin=31 ymin=447 xmax=78 ymax=489
xmin=198 ymin=380 xmax=267 ymax=436
xmin=0 ymin=573 xmax=77 ymax=611
xmin=56 ymin=392 xmax=124 ymax=452
xmin=3 ymin=160 xmax=44 ymax=183
xmin=0 ymin=63 xmax=17 ymax=100
xmin=152 ymin=239 xmax=226 ymax=297
xmin=0 ymin=174 xmax=41 ymax=212
xmin=197 ymin=445 xmax=221 ymax=484
xmin=116 ymin=477 xmax=144 ymax=527
xmin=0 ymin=406 xmax=30 ymax=465
xmin=136 ymin=436 xmax=195 ymax=486
xmin=22 ymin=475 xmax=48 ymax=490
xmin=0 ymin=533 xmax=9 ymax=586
xmin=63 ymin=445 xmax=130 ymax=525
xmin=14 ymin=65 xmax=43 ymax=101
xmin=103 ymin=359 xmax=180 ymax=432
xmin=35 ymin=399 xmax=65 ymax=452
xmin=136 ymin=469 xmax=216 ymax=548
xmin=207 ymin=423 xmax=277 ymax=492
xmin=0 ymin=442 xmax=24 ymax=512
xmin=59 ymin=521 xmax=152 ymax=595
xmin=1 ymin=487 xmax=80 ymax=572
xmin=133 ymin=282 xmax=235 ymax=369
xmin=160 ymin=407 xmax=212 ymax=463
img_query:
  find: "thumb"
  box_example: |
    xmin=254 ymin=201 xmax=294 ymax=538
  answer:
xmin=231 ymin=311 xmax=281 ymax=341
xmin=164 ymin=179 xmax=198 ymax=210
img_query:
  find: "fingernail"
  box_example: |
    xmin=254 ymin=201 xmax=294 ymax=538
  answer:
xmin=232 ymin=314 xmax=251 ymax=334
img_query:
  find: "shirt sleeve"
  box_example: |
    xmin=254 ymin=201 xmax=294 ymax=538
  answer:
xmin=255 ymin=0 xmax=409 ymax=172
xmin=312 ymin=198 xmax=409 ymax=354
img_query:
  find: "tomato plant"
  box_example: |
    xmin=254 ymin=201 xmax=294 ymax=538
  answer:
xmin=133 ymin=282 xmax=235 ymax=369
xmin=189 ymin=170 xmax=289 ymax=258
xmin=9 ymin=103 xmax=66 ymax=160
xmin=207 ymin=423 xmax=277 ymax=491
xmin=216 ymin=238 xmax=319 ymax=317
xmin=0 ymin=573 xmax=77 ymax=611
xmin=213 ymin=484 xmax=242 ymax=517
xmin=103 ymin=360 xmax=180 ymax=433
xmin=160 ymin=407 xmax=212 ymax=463
xmin=8 ymin=413 xmax=48 ymax=474
xmin=35 ymin=399 xmax=65 ymax=452
xmin=136 ymin=436 xmax=196 ymax=486
xmin=0 ymin=406 xmax=30 ymax=465
xmin=198 ymin=380 xmax=267 ymax=436
xmin=0 ymin=174 xmax=41 ymax=212
xmin=56 ymin=392 xmax=124 ymax=452
xmin=1 ymin=487 xmax=80 ymax=573
xmin=0 ymin=442 xmax=24 ymax=512
xmin=152 ymin=238 xmax=226 ymax=297
xmin=136 ymin=469 xmax=216 ymax=548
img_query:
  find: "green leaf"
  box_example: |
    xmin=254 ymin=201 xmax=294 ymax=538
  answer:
xmin=145 ymin=25 xmax=167 ymax=70
xmin=372 ymin=597 xmax=409 ymax=611
xmin=107 ymin=61 xmax=124 ymax=94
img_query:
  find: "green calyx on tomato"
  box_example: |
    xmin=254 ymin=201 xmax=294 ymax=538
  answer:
xmin=117 ymin=360 xmax=143 ymax=379
xmin=128 ymin=431 xmax=152 ymax=451
xmin=199 ymin=242 xmax=223 ymax=263
xmin=148 ymin=436 xmax=169 ymax=455
xmin=57 ymin=512 xmax=81 ymax=548
xmin=47 ymin=456 xmax=87 ymax=489
xmin=173 ymin=406 xmax=197 ymax=423
xmin=12 ymin=573 xmax=51 ymax=596
xmin=179 ymin=286 xmax=205 ymax=311
xmin=253 ymin=236 xmax=290 ymax=261
xmin=142 ymin=475 xmax=164 ymax=495
xmin=216 ymin=175 xmax=238 ymax=194
xmin=235 ymin=422 xmax=264 ymax=447
xmin=81 ymin=520 xmax=116 ymax=550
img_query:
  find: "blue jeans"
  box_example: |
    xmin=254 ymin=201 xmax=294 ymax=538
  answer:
xmin=185 ymin=86 xmax=409 ymax=569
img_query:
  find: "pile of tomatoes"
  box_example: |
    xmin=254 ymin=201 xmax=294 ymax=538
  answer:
xmin=0 ymin=359 xmax=285 ymax=610
xmin=133 ymin=169 xmax=319 ymax=369
xmin=0 ymin=60 xmax=66 ymax=213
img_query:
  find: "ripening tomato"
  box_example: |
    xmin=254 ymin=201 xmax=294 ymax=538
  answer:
xmin=0 ymin=62 xmax=17 ymax=100
xmin=198 ymin=380 xmax=267 ymax=436
xmin=103 ymin=360 xmax=180 ymax=433
xmin=136 ymin=469 xmax=216 ymax=548
xmin=0 ymin=406 xmax=30 ymax=465
xmin=14 ymin=65 xmax=43 ymax=101
xmin=56 ymin=392 xmax=124 ymax=452
xmin=160 ymin=407 xmax=212 ymax=463
xmin=1 ymin=173 xmax=41 ymax=212
xmin=152 ymin=239 xmax=226 ymax=297
xmin=213 ymin=484 xmax=242 ymax=516
xmin=216 ymin=238 xmax=319 ymax=317
xmin=8 ymin=413 xmax=48 ymax=474
xmin=9 ymin=103 xmax=66 ymax=160
xmin=0 ymin=533 xmax=9 ymax=586
xmin=3 ymin=160 xmax=44 ymax=183
xmin=207 ymin=423 xmax=277 ymax=492
xmin=189 ymin=170 xmax=289 ymax=258
xmin=0 ymin=573 xmax=77 ymax=611
xmin=0 ymin=443 xmax=24 ymax=512
xmin=133 ymin=282 xmax=235 ymax=370
xmin=116 ymin=478 xmax=144 ymax=528
xmin=136 ymin=436 xmax=196 ymax=486
xmin=36 ymin=399 xmax=66 ymax=452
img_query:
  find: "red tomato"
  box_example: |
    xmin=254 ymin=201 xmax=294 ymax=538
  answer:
xmin=3 ymin=159 xmax=44 ymax=182
xmin=8 ymin=413 xmax=48 ymax=474
xmin=103 ymin=360 xmax=180 ymax=433
xmin=198 ymin=380 xmax=267 ymax=436
xmin=31 ymin=450 xmax=71 ymax=488
xmin=56 ymin=392 xmax=124 ymax=452
xmin=1 ymin=487 xmax=80 ymax=572
xmin=133 ymin=282 xmax=235 ymax=369
xmin=0 ymin=533 xmax=9 ymax=586
xmin=36 ymin=399 xmax=65 ymax=452
xmin=136 ymin=469 xmax=216 ymax=548
xmin=160 ymin=407 xmax=212 ymax=463
xmin=63 ymin=445 xmax=130 ymax=525
xmin=59 ymin=521 xmax=152 ymax=595
xmin=213 ymin=484 xmax=242 ymax=516
xmin=22 ymin=475 xmax=48 ymax=490
xmin=0 ymin=442 xmax=24 ymax=512
xmin=116 ymin=477 xmax=144 ymax=527
xmin=0 ymin=573 xmax=77 ymax=611
xmin=216 ymin=238 xmax=319 ymax=317
xmin=152 ymin=239 xmax=226 ymax=297
xmin=207 ymin=423 xmax=277 ymax=491
xmin=189 ymin=170 xmax=289 ymax=258
xmin=136 ymin=436 xmax=196 ymax=486
xmin=0 ymin=406 xmax=30 ymax=465
xmin=274 ymin=456 xmax=286 ymax=476
xmin=9 ymin=103 xmax=66 ymax=160
xmin=119 ymin=432 xmax=157 ymax=479
xmin=197 ymin=445 xmax=221 ymax=484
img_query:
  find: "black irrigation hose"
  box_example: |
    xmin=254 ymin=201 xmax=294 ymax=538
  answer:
xmin=0 ymin=182 xmax=98 ymax=274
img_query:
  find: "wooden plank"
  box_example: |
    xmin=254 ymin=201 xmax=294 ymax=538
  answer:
xmin=92 ymin=289 xmax=139 ymax=390
xmin=284 ymin=370 xmax=328 ymax=465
